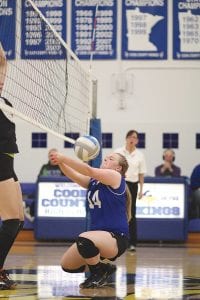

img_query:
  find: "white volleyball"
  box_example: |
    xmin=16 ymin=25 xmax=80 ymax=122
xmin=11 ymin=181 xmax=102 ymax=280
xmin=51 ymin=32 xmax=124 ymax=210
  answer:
xmin=74 ymin=135 xmax=100 ymax=162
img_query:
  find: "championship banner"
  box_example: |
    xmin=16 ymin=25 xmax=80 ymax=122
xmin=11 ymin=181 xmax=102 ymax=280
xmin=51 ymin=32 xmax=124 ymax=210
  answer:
xmin=71 ymin=0 xmax=117 ymax=59
xmin=21 ymin=0 xmax=67 ymax=59
xmin=121 ymin=0 xmax=167 ymax=60
xmin=173 ymin=0 xmax=200 ymax=59
xmin=37 ymin=182 xmax=87 ymax=218
xmin=0 ymin=0 xmax=16 ymax=59
xmin=136 ymin=183 xmax=185 ymax=219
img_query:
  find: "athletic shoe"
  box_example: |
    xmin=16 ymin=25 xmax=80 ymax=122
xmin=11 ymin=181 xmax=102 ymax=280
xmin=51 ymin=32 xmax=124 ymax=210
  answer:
xmin=128 ymin=245 xmax=136 ymax=252
xmin=79 ymin=273 xmax=95 ymax=289
xmin=80 ymin=263 xmax=116 ymax=289
xmin=0 ymin=270 xmax=17 ymax=290
xmin=93 ymin=263 xmax=116 ymax=287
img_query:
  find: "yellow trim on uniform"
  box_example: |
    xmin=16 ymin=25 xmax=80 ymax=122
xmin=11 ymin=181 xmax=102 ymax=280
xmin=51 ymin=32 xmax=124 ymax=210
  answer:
xmin=3 ymin=153 xmax=14 ymax=158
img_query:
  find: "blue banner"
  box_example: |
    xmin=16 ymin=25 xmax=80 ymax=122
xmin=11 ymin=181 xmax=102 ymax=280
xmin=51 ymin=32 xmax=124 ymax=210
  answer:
xmin=71 ymin=0 xmax=117 ymax=60
xmin=121 ymin=0 xmax=167 ymax=60
xmin=173 ymin=0 xmax=200 ymax=59
xmin=0 ymin=0 xmax=16 ymax=59
xmin=21 ymin=0 xmax=67 ymax=59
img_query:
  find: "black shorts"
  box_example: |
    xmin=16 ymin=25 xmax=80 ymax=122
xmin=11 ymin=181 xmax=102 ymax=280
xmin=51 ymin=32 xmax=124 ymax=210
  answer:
xmin=110 ymin=232 xmax=129 ymax=260
xmin=0 ymin=153 xmax=18 ymax=182
xmin=100 ymin=232 xmax=129 ymax=262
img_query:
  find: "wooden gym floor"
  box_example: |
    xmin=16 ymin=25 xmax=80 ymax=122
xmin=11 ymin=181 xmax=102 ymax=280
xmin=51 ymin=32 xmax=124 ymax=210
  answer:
xmin=1 ymin=231 xmax=200 ymax=300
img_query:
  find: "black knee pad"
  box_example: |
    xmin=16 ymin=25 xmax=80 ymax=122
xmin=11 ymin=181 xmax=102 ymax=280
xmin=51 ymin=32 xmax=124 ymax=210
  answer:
xmin=62 ymin=265 xmax=85 ymax=273
xmin=0 ymin=219 xmax=20 ymax=240
xmin=76 ymin=236 xmax=99 ymax=259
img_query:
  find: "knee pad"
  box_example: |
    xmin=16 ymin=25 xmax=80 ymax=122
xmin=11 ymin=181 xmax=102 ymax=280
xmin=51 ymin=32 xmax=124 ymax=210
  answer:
xmin=62 ymin=265 xmax=85 ymax=273
xmin=0 ymin=219 xmax=20 ymax=240
xmin=76 ymin=236 xmax=99 ymax=259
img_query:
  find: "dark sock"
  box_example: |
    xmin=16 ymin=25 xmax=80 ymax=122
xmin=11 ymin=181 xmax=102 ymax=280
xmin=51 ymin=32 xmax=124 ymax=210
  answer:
xmin=88 ymin=262 xmax=104 ymax=274
xmin=0 ymin=219 xmax=20 ymax=268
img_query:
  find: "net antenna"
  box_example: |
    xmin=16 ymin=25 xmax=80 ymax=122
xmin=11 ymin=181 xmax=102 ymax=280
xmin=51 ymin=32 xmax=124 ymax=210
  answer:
xmin=88 ymin=2 xmax=99 ymax=120
xmin=0 ymin=0 xmax=94 ymax=145
xmin=89 ymin=3 xmax=99 ymax=72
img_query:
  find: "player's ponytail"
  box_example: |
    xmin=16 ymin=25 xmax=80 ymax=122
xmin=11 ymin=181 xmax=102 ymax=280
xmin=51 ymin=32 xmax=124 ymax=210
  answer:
xmin=116 ymin=153 xmax=129 ymax=176
xmin=116 ymin=153 xmax=132 ymax=221
xmin=125 ymin=184 xmax=132 ymax=222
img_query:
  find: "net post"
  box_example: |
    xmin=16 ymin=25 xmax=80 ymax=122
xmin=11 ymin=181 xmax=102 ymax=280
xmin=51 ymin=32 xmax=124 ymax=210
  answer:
xmin=89 ymin=79 xmax=102 ymax=167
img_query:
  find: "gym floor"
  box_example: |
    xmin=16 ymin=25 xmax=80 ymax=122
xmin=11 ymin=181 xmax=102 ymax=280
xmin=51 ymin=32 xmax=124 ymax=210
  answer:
xmin=1 ymin=233 xmax=200 ymax=300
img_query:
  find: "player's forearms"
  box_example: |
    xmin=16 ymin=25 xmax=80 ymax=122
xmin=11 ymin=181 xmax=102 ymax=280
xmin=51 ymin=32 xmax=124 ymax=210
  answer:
xmin=59 ymin=163 xmax=78 ymax=179
xmin=60 ymin=156 xmax=92 ymax=177
xmin=59 ymin=163 xmax=89 ymax=188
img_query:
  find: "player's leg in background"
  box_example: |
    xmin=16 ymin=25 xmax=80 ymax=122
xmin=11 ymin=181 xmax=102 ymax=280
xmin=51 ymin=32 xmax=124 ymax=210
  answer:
xmin=0 ymin=154 xmax=23 ymax=289
xmin=127 ymin=181 xmax=138 ymax=250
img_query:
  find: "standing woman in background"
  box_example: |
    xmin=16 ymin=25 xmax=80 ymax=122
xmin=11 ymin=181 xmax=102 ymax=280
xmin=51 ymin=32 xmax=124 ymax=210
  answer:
xmin=0 ymin=43 xmax=24 ymax=289
xmin=115 ymin=130 xmax=147 ymax=251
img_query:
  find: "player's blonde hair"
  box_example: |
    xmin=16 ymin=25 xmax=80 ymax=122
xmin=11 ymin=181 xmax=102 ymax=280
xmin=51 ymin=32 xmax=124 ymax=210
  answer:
xmin=116 ymin=153 xmax=132 ymax=222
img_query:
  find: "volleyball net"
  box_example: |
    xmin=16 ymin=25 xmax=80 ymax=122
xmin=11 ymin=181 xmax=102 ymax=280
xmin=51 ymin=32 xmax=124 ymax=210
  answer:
xmin=0 ymin=0 xmax=95 ymax=144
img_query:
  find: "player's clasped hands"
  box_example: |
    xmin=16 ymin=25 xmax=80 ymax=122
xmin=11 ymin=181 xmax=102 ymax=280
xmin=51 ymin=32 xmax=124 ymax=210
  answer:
xmin=49 ymin=152 xmax=63 ymax=165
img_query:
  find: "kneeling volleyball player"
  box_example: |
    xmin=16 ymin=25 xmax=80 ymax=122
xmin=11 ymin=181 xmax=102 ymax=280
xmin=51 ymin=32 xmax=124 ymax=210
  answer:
xmin=50 ymin=150 xmax=131 ymax=288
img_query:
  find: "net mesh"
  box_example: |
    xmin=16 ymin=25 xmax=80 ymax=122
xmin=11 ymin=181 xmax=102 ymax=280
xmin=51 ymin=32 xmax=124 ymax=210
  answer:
xmin=0 ymin=0 xmax=92 ymax=143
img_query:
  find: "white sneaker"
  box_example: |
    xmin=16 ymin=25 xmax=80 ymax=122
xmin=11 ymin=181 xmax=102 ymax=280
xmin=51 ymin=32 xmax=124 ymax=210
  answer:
xmin=128 ymin=245 xmax=136 ymax=252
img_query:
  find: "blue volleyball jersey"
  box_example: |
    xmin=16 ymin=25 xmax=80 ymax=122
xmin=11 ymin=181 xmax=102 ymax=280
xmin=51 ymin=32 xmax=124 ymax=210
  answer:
xmin=87 ymin=176 xmax=129 ymax=237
